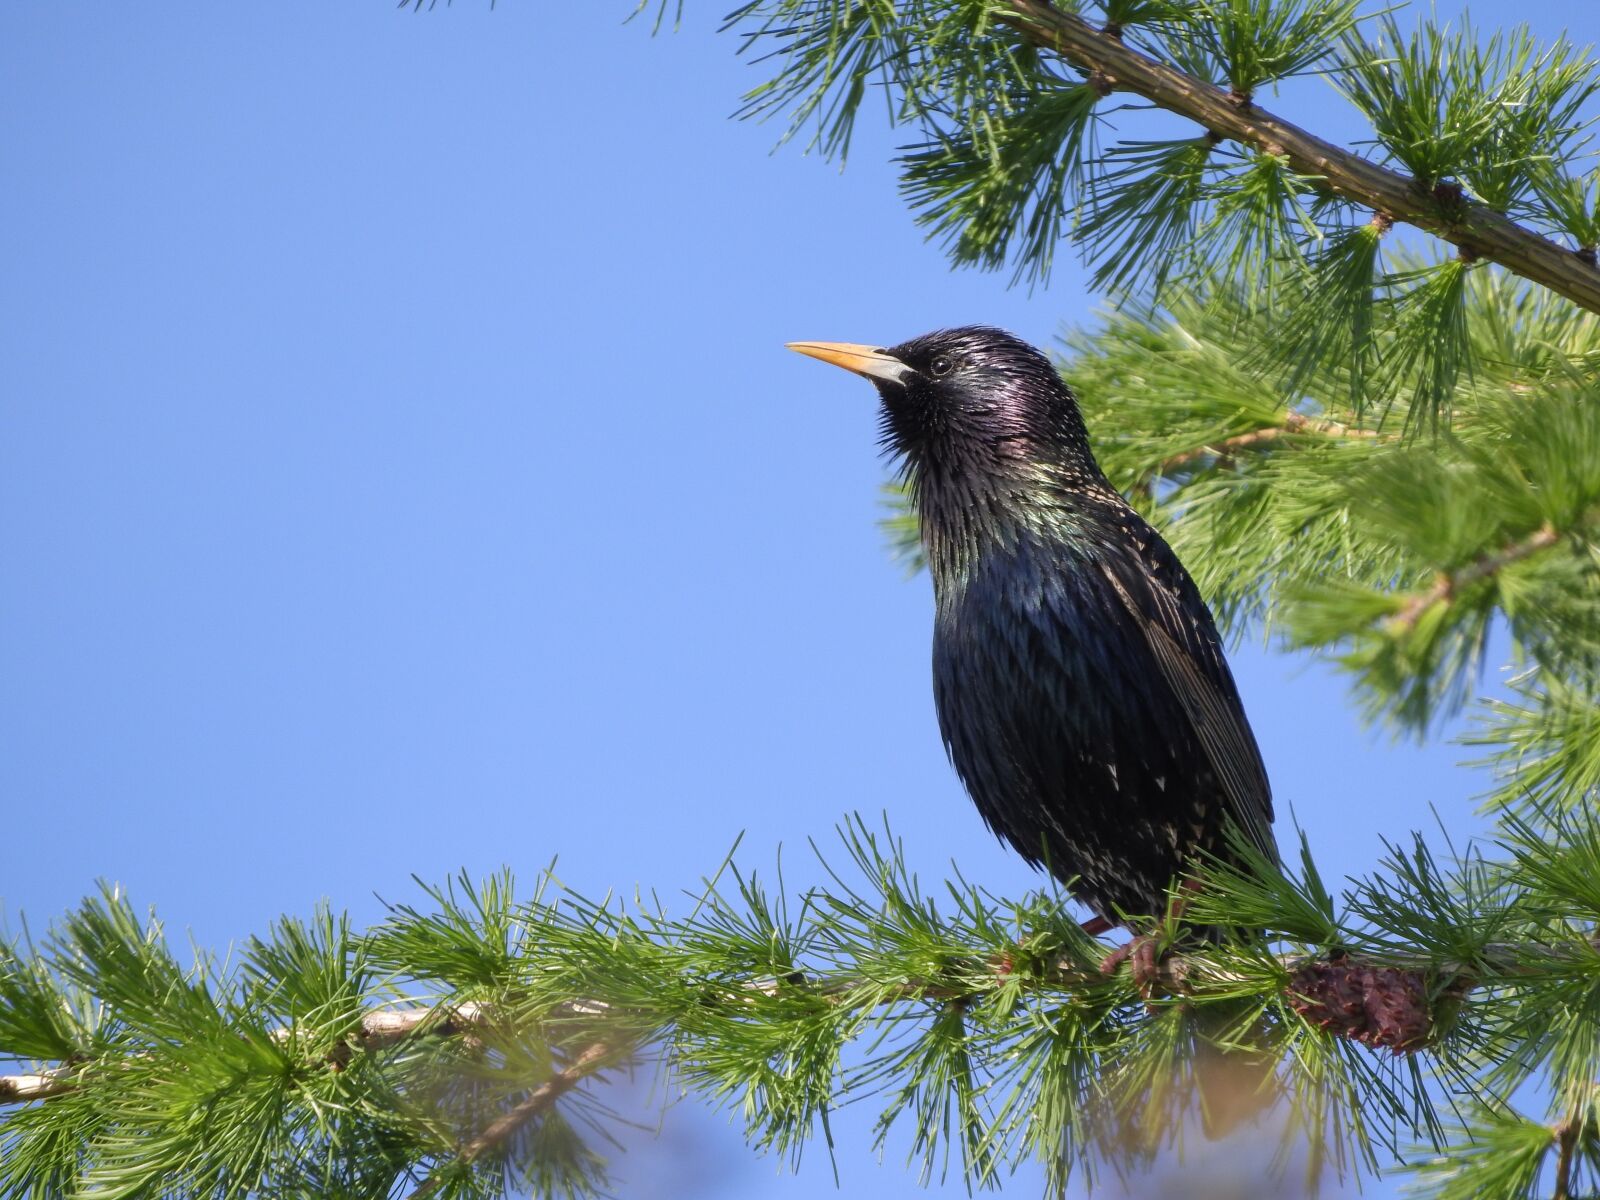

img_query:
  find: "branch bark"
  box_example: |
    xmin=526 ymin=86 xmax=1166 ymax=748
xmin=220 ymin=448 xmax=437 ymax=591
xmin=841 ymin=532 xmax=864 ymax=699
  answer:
xmin=1156 ymin=410 xmax=1384 ymax=474
xmin=1388 ymin=521 xmax=1562 ymax=633
xmin=0 ymin=1071 xmax=74 ymax=1104
xmin=999 ymin=1 xmax=1600 ymax=315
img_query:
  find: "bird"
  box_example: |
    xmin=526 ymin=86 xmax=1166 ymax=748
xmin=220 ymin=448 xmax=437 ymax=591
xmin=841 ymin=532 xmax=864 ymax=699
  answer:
xmin=787 ymin=327 xmax=1278 ymax=940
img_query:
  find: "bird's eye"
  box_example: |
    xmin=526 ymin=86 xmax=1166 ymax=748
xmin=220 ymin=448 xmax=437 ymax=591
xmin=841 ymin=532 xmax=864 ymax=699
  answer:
xmin=929 ymin=354 xmax=954 ymax=377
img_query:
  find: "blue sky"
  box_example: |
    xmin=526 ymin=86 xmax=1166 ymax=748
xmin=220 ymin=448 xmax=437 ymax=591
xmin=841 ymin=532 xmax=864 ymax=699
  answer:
xmin=1 ymin=2 xmax=1591 ymax=1197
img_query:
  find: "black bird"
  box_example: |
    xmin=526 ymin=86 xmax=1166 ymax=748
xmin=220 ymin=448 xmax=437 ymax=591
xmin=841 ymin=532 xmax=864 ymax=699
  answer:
xmin=788 ymin=327 xmax=1278 ymax=933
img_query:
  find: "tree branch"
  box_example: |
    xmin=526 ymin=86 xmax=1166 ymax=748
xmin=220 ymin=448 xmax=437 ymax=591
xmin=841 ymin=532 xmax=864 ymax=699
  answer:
xmin=0 ymin=1070 xmax=73 ymax=1103
xmin=1156 ymin=410 xmax=1383 ymax=474
xmin=5 ymin=938 xmax=1591 ymax=1108
xmin=0 ymin=999 xmax=496 ymax=1103
xmin=1388 ymin=520 xmax=1562 ymax=633
xmin=999 ymin=1 xmax=1600 ymax=315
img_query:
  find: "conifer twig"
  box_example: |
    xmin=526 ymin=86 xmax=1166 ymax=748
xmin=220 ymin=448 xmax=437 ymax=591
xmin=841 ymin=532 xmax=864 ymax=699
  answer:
xmin=0 ymin=999 xmax=498 ymax=1103
xmin=998 ymin=1 xmax=1600 ymax=316
xmin=1156 ymin=410 xmax=1384 ymax=473
xmin=1388 ymin=520 xmax=1562 ymax=633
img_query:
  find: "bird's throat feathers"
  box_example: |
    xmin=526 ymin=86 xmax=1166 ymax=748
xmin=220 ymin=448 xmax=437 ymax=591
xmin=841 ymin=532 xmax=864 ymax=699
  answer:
xmin=892 ymin=413 xmax=1120 ymax=586
xmin=911 ymin=459 xmax=1115 ymax=590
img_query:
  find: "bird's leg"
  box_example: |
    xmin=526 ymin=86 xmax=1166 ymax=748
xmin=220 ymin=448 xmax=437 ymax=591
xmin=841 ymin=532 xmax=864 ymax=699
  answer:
xmin=1084 ymin=913 xmax=1153 ymax=987
xmin=1098 ymin=880 xmax=1206 ymax=995
xmin=1097 ymin=934 xmax=1165 ymax=995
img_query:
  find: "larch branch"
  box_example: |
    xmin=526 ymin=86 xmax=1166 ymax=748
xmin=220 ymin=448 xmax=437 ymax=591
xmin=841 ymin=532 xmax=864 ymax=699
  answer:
xmin=1156 ymin=410 xmax=1383 ymax=474
xmin=998 ymin=1 xmax=1600 ymax=316
xmin=1388 ymin=520 xmax=1562 ymax=633
xmin=0 ymin=1070 xmax=74 ymax=1103
xmin=4 ymin=938 xmax=1593 ymax=1108
xmin=0 ymin=999 xmax=495 ymax=1104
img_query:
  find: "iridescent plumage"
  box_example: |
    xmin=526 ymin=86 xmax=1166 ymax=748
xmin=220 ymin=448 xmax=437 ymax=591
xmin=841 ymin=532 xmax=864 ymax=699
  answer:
xmin=796 ymin=326 xmax=1276 ymax=927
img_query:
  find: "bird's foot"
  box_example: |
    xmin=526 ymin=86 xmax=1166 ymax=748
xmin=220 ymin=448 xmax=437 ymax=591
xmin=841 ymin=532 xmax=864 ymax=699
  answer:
xmin=1097 ymin=880 xmax=1208 ymax=994
xmin=1099 ymin=933 xmax=1167 ymax=998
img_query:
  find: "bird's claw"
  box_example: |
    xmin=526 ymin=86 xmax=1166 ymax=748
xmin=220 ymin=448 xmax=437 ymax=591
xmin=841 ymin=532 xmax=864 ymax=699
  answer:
xmin=1099 ymin=933 xmax=1167 ymax=1000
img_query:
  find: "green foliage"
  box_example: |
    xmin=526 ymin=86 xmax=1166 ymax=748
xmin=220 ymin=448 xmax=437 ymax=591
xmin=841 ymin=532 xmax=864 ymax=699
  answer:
xmin=1466 ymin=674 xmax=1600 ymax=817
xmin=1270 ymin=219 xmax=1384 ymax=403
xmin=1285 ymin=378 xmax=1600 ymax=728
xmin=724 ymin=1 xmax=1033 ymax=162
xmin=1335 ymin=16 xmax=1597 ymax=208
xmin=1406 ymin=1107 xmax=1569 ymax=1200
xmin=1202 ymin=149 xmax=1321 ymax=287
xmin=1097 ymin=0 xmax=1186 ymax=30
xmin=1075 ymin=136 xmax=1214 ymax=295
xmin=1183 ymin=829 xmax=1343 ymax=947
xmin=900 ymin=72 xmax=1099 ymax=284
xmin=1174 ymin=0 xmax=1359 ymax=96
xmin=0 ymin=931 xmax=92 ymax=1065
xmin=1530 ymin=162 xmax=1600 ymax=250
xmin=369 ymin=869 xmax=526 ymax=991
xmin=7 ymin=811 xmax=1600 ymax=1199
xmin=1377 ymin=257 xmax=1473 ymax=428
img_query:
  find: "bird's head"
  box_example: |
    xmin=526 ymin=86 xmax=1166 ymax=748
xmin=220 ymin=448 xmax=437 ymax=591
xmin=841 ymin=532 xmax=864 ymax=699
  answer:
xmin=786 ymin=326 xmax=1095 ymax=488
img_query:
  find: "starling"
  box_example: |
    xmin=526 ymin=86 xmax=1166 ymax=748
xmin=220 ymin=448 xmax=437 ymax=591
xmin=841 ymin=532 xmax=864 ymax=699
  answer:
xmin=788 ymin=327 xmax=1278 ymax=931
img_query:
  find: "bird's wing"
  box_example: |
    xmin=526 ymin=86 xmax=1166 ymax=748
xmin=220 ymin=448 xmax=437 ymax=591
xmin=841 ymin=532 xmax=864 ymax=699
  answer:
xmin=1096 ymin=536 xmax=1277 ymax=864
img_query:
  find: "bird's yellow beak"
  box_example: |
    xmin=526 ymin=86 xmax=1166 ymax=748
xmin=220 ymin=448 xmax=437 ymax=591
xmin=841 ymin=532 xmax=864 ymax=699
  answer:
xmin=786 ymin=341 xmax=913 ymax=385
